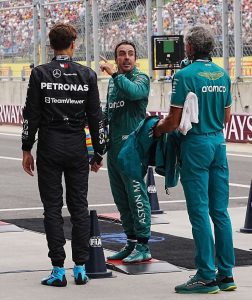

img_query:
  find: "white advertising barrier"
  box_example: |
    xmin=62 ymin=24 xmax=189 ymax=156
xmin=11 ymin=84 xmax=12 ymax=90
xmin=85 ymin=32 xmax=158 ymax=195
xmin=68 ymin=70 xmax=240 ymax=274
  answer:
xmin=0 ymin=105 xmax=23 ymax=125
xmin=0 ymin=105 xmax=251 ymax=143
xmin=1 ymin=80 xmax=252 ymax=114
xmin=147 ymin=111 xmax=252 ymax=143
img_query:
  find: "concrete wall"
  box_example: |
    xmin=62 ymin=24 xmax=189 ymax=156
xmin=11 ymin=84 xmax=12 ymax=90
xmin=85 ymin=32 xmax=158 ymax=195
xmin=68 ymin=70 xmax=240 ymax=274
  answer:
xmin=1 ymin=80 xmax=251 ymax=114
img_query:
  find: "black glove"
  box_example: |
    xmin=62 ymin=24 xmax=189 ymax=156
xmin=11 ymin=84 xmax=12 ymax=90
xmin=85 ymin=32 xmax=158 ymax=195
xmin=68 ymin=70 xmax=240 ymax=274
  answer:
xmin=89 ymin=152 xmax=103 ymax=165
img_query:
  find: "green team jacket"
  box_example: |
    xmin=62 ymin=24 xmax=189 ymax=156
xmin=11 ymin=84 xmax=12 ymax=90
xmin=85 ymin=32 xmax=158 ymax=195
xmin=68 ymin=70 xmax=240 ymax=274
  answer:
xmin=104 ymin=67 xmax=150 ymax=148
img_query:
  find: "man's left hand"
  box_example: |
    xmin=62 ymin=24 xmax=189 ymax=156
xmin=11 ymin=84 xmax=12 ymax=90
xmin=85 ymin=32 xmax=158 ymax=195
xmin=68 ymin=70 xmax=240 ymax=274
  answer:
xmin=22 ymin=151 xmax=35 ymax=176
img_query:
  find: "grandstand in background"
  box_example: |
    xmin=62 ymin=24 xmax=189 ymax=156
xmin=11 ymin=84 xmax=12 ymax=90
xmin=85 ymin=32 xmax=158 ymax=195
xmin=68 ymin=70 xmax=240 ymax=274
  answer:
xmin=0 ymin=0 xmax=252 ymax=77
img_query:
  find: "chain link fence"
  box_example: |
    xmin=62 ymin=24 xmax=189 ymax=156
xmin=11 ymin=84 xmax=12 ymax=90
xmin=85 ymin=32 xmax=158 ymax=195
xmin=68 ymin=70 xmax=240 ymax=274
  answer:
xmin=0 ymin=0 xmax=34 ymax=63
xmin=0 ymin=0 xmax=252 ymax=78
xmin=98 ymin=0 xmax=147 ymax=60
xmin=240 ymin=0 xmax=252 ymax=77
xmin=241 ymin=0 xmax=252 ymax=57
xmin=44 ymin=0 xmax=86 ymax=62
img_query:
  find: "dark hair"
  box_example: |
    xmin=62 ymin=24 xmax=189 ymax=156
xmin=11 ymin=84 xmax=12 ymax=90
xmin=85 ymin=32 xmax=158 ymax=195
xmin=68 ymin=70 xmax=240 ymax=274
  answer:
xmin=114 ymin=40 xmax=137 ymax=60
xmin=49 ymin=23 xmax=77 ymax=51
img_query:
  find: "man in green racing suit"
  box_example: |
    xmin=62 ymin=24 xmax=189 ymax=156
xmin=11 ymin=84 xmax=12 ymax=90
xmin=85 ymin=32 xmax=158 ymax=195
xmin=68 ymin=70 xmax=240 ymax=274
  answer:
xmin=100 ymin=41 xmax=151 ymax=263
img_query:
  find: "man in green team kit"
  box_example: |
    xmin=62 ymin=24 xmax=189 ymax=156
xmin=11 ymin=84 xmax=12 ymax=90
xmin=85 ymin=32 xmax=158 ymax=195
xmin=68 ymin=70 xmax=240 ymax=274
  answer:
xmin=154 ymin=26 xmax=236 ymax=294
xmin=100 ymin=41 xmax=151 ymax=263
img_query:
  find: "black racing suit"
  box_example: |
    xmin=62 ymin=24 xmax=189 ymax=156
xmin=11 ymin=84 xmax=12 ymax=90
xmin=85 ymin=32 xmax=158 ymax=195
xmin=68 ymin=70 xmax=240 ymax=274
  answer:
xmin=22 ymin=56 xmax=105 ymax=266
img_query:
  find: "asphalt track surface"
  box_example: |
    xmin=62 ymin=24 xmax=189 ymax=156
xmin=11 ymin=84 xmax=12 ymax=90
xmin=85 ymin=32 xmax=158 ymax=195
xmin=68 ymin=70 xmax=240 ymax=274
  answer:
xmin=0 ymin=128 xmax=251 ymax=221
xmin=1 ymin=126 xmax=252 ymax=300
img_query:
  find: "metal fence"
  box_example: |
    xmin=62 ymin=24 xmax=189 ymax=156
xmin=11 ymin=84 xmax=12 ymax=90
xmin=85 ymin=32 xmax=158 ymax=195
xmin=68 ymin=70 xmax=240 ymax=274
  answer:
xmin=45 ymin=0 xmax=147 ymax=61
xmin=43 ymin=0 xmax=86 ymax=62
xmin=0 ymin=0 xmax=34 ymax=63
xmin=0 ymin=0 xmax=252 ymax=79
xmin=98 ymin=0 xmax=147 ymax=60
xmin=240 ymin=0 xmax=252 ymax=78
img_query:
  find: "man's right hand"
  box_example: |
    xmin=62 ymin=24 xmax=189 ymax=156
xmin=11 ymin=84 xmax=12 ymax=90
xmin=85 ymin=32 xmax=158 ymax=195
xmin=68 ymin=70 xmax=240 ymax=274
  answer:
xmin=90 ymin=161 xmax=103 ymax=173
xmin=100 ymin=55 xmax=115 ymax=76
xmin=153 ymin=119 xmax=164 ymax=138
xmin=22 ymin=151 xmax=34 ymax=176
xmin=89 ymin=152 xmax=103 ymax=173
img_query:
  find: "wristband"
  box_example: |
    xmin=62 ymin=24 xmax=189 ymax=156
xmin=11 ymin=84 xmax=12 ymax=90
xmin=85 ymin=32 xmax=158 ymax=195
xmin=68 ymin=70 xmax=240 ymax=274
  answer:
xmin=112 ymin=72 xmax=118 ymax=79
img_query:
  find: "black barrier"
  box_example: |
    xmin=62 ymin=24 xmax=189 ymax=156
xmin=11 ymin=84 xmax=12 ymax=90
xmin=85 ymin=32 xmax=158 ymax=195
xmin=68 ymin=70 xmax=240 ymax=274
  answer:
xmin=240 ymin=180 xmax=252 ymax=233
xmin=86 ymin=210 xmax=113 ymax=278
xmin=146 ymin=166 xmax=164 ymax=214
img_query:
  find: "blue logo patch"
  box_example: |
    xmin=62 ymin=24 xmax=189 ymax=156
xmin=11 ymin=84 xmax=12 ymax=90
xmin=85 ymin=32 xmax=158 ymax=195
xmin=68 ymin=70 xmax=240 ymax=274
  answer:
xmin=101 ymin=233 xmax=165 ymax=244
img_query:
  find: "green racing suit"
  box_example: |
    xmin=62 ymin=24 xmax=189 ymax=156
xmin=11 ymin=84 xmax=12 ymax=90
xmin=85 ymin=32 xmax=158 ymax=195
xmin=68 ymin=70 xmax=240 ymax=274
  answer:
xmin=104 ymin=66 xmax=151 ymax=242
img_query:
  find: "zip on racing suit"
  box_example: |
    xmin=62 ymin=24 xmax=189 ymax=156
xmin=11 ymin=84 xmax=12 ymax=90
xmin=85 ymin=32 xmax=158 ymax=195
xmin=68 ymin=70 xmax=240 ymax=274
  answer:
xmin=22 ymin=56 xmax=105 ymax=266
xmin=104 ymin=66 xmax=151 ymax=243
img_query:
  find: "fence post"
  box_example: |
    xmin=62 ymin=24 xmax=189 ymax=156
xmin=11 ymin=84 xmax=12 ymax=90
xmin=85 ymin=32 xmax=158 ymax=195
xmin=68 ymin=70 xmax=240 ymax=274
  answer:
xmin=40 ymin=0 xmax=46 ymax=64
xmin=234 ymin=0 xmax=242 ymax=79
xmin=222 ymin=0 xmax=229 ymax=74
xmin=92 ymin=0 xmax=100 ymax=75
xmin=33 ymin=0 xmax=39 ymax=67
xmin=156 ymin=0 xmax=164 ymax=80
xmin=85 ymin=0 xmax=92 ymax=68
xmin=8 ymin=67 xmax=13 ymax=80
xmin=146 ymin=0 xmax=153 ymax=80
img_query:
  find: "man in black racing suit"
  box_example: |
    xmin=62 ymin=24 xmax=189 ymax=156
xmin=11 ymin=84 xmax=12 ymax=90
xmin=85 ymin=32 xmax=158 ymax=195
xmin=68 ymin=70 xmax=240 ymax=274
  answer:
xmin=21 ymin=23 xmax=105 ymax=287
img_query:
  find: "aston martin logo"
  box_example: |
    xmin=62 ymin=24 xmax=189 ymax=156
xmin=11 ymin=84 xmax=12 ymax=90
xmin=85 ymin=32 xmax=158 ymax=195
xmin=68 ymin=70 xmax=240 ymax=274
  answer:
xmin=198 ymin=71 xmax=224 ymax=80
xmin=53 ymin=69 xmax=61 ymax=78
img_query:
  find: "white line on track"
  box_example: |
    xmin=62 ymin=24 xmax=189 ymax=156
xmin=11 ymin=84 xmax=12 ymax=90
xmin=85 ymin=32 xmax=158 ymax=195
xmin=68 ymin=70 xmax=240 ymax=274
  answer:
xmin=227 ymin=153 xmax=252 ymax=158
xmin=0 ymin=204 xmax=115 ymax=212
xmin=1 ymin=132 xmax=252 ymax=157
xmin=1 ymin=151 xmax=252 ymax=163
xmin=0 ymin=156 xmax=22 ymax=161
xmin=0 ymin=156 xmax=250 ymax=189
xmin=159 ymin=196 xmax=249 ymax=204
xmin=229 ymin=183 xmax=250 ymax=188
xmin=0 ymin=133 xmax=21 ymax=137
xmin=0 ymin=196 xmax=249 ymax=213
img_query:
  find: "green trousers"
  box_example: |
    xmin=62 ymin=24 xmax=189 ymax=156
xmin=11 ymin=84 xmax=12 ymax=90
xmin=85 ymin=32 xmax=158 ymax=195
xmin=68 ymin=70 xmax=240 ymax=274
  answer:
xmin=180 ymin=132 xmax=235 ymax=280
xmin=107 ymin=144 xmax=151 ymax=240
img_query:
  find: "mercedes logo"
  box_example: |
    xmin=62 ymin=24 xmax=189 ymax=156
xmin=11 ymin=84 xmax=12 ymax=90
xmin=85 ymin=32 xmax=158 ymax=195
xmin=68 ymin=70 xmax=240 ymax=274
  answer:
xmin=53 ymin=69 xmax=61 ymax=78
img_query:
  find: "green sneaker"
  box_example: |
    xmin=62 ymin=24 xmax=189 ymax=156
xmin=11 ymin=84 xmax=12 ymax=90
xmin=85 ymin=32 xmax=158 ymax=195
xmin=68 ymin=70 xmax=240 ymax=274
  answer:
xmin=216 ymin=274 xmax=237 ymax=291
xmin=175 ymin=274 xmax=220 ymax=294
xmin=122 ymin=243 xmax=152 ymax=263
xmin=107 ymin=241 xmax=135 ymax=260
